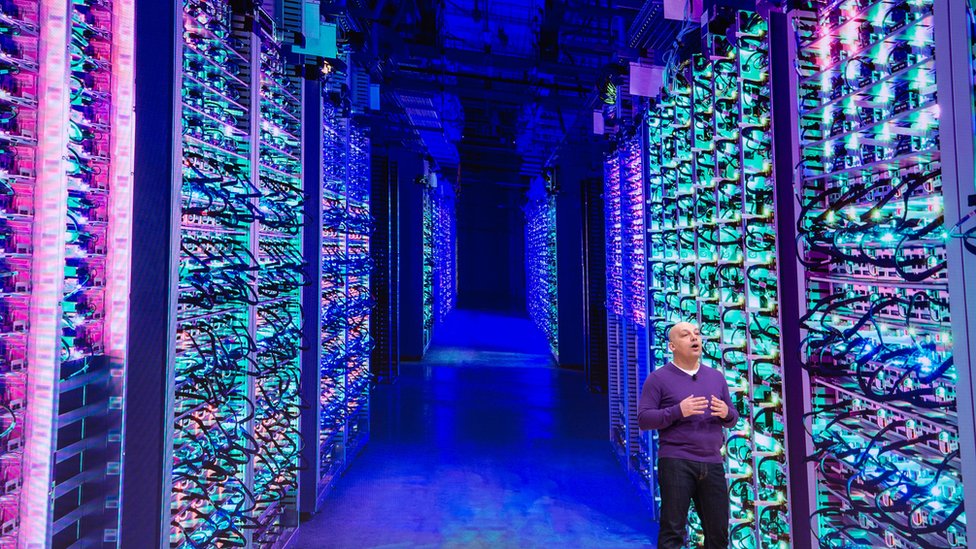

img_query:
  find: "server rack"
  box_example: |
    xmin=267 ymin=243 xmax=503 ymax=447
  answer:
xmin=524 ymin=165 xmax=587 ymax=369
xmin=619 ymin=130 xmax=652 ymax=507
xmin=525 ymin=176 xmax=558 ymax=361
xmin=124 ymin=1 xmax=307 ymax=546
xmin=609 ymin=8 xmax=790 ymax=545
xmin=611 ymin=130 xmax=654 ymax=509
xmin=401 ymin=168 xmax=449 ymax=357
xmin=421 ymin=184 xmax=434 ymax=352
xmin=604 ymin=151 xmax=627 ymax=463
xmin=311 ymin=96 xmax=372 ymax=510
xmin=343 ymin=118 xmax=372 ymax=482
xmin=398 ymin=157 xmax=433 ymax=361
xmin=369 ymin=152 xmax=399 ymax=383
xmin=605 ymin=126 xmax=657 ymax=514
xmin=3 ymin=0 xmax=135 ymax=544
xmin=787 ymin=0 xmax=976 ymax=546
xmin=432 ymin=181 xmax=457 ymax=327
xmin=318 ymin=99 xmax=347 ymax=505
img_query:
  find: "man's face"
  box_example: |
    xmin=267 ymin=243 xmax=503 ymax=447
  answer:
xmin=669 ymin=322 xmax=702 ymax=362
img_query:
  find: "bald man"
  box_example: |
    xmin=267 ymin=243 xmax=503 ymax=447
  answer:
xmin=638 ymin=321 xmax=738 ymax=549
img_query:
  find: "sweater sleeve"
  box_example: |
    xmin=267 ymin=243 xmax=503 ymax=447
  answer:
xmin=719 ymin=376 xmax=739 ymax=428
xmin=638 ymin=374 xmax=683 ymax=431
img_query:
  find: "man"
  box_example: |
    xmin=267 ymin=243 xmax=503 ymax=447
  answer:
xmin=638 ymin=321 xmax=738 ymax=549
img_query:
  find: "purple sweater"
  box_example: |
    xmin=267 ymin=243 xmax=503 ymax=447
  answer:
xmin=637 ymin=362 xmax=739 ymax=463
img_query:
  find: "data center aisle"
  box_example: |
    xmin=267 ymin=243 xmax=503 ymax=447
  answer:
xmin=292 ymin=310 xmax=657 ymax=548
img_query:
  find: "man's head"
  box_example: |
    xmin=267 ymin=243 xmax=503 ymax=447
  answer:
xmin=668 ymin=321 xmax=702 ymax=365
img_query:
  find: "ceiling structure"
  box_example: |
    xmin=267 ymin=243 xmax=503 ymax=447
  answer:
xmin=334 ymin=0 xmax=684 ymax=187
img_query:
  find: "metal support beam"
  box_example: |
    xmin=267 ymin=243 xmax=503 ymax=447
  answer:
xmin=770 ymin=9 xmax=811 ymax=549
xmin=298 ymin=76 xmax=323 ymax=518
xmin=934 ymin=1 xmax=976 ymax=547
xmin=120 ymin=0 xmax=180 ymax=545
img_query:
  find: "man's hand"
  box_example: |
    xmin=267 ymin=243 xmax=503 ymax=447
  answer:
xmin=709 ymin=396 xmax=730 ymax=420
xmin=680 ymin=395 xmax=708 ymax=417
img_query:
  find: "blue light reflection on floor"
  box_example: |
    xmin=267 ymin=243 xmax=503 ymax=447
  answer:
xmin=292 ymin=310 xmax=657 ymax=548
xmin=430 ymin=310 xmax=553 ymax=356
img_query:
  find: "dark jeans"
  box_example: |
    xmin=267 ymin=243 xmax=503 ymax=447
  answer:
xmin=657 ymin=457 xmax=729 ymax=549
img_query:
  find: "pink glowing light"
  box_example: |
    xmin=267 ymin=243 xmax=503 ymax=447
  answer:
xmin=22 ymin=1 xmax=71 ymax=545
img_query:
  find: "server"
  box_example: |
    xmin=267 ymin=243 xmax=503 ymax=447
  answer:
xmin=400 ymin=162 xmax=439 ymax=360
xmin=789 ymin=0 xmax=976 ymax=546
xmin=608 ymin=7 xmax=789 ymax=545
xmin=525 ymin=175 xmax=558 ymax=361
xmin=123 ymin=1 xmax=312 ymax=546
xmin=604 ymin=147 xmax=627 ymax=471
xmin=3 ymin=0 xmax=135 ymax=544
xmin=433 ymin=180 xmax=458 ymax=327
xmin=310 ymin=92 xmax=373 ymax=511
xmin=605 ymin=1 xmax=976 ymax=547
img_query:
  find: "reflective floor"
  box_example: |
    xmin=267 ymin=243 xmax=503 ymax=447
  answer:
xmin=292 ymin=310 xmax=656 ymax=548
